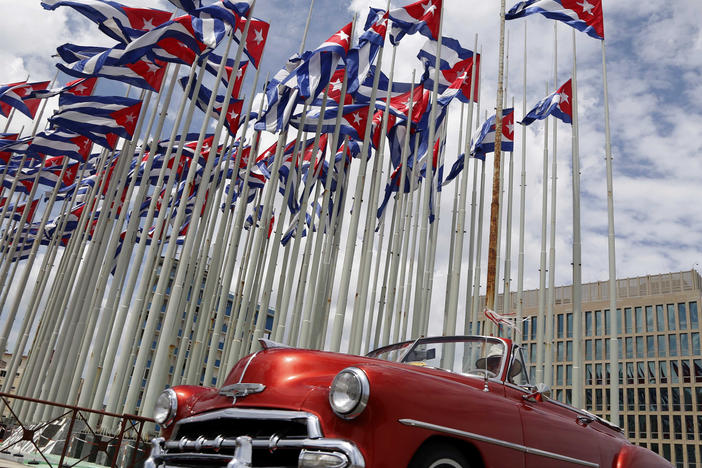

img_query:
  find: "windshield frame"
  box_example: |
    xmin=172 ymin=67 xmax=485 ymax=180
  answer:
xmin=367 ymin=335 xmax=511 ymax=381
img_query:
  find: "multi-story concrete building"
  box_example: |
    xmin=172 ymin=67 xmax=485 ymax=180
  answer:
xmin=0 ymin=353 xmax=27 ymax=393
xmin=493 ymin=270 xmax=701 ymax=467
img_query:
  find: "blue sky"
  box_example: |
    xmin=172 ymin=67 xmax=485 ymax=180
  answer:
xmin=1 ymin=0 xmax=701 ymax=338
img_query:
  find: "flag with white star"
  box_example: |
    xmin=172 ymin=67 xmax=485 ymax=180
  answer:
xmin=521 ymin=78 xmax=573 ymax=125
xmin=471 ymin=108 xmax=515 ymax=157
xmin=505 ymin=0 xmax=604 ymax=40
xmin=49 ymin=94 xmax=143 ymax=150
xmin=388 ymin=0 xmax=442 ymax=45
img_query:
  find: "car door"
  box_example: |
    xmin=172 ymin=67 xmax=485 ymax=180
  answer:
xmin=503 ymin=382 xmax=602 ymax=468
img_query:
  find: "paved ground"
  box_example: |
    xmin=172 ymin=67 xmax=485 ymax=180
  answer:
xmin=0 ymin=454 xmax=30 ymax=468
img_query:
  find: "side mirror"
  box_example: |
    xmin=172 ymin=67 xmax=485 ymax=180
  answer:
xmin=523 ymin=382 xmax=551 ymax=402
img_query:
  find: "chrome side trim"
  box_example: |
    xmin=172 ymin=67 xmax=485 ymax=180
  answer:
xmin=399 ymin=418 xmax=599 ymax=468
xmin=237 ymin=350 xmax=262 ymax=383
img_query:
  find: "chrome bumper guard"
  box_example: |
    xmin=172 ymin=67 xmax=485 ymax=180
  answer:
xmin=144 ymin=408 xmax=365 ymax=468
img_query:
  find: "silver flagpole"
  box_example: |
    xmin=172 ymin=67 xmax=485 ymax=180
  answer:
xmin=141 ymin=20 xmax=249 ymax=416
xmin=544 ymin=22 xmax=558 ymax=387
xmin=412 ymin=1 xmax=444 ymax=338
xmin=570 ymin=28 xmax=586 ymax=412
xmin=328 ymin=0 xmax=392 ymax=352
xmin=502 ymin=96 xmax=515 ymax=329
xmin=516 ymin=23 xmax=527 ymax=342
xmin=601 ymin=36 xmax=617 ymax=420
xmin=443 ymin=106 xmax=463 ymax=324
xmin=534 ymin=82 xmax=550 ymax=386
xmin=104 ymin=62 xmax=202 ymax=416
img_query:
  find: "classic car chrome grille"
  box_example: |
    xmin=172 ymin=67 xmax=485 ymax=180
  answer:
xmin=147 ymin=408 xmax=366 ymax=468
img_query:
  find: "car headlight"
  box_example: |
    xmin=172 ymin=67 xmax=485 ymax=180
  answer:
xmin=328 ymin=367 xmax=369 ymax=419
xmin=153 ymin=388 xmax=177 ymax=427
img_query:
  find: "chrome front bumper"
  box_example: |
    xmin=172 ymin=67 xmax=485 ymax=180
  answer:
xmin=144 ymin=407 xmax=365 ymax=468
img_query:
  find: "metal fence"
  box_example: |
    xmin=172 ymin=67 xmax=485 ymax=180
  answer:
xmin=0 ymin=392 xmax=154 ymax=468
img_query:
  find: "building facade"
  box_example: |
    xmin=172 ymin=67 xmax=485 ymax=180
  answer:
xmin=501 ymin=270 xmax=701 ymax=467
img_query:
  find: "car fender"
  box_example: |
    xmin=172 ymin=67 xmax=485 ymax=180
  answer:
xmin=613 ymin=444 xmax=672 ymax=467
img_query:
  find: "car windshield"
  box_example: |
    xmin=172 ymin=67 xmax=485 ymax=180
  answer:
xmin=368 ymin=336 xmax=507 ymax=378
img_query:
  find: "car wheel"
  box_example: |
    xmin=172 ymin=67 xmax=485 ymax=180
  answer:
xmin=409 ymin=442 xmax=471 ymax=468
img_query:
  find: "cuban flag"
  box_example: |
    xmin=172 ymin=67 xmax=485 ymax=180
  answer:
xmin=27 ymin=77 xmax=97 ymax=100
xmin=255 ymin=55 xmax=302 ymax=132
xmin=35 ymin=156 xmax=81 ymax=189
xmin=199 ymin=53 xmax=248 ymax=95
xmin=0 ymin=133 xmax=19 ymax=163
xmin=49 ymin=94 xmax=143 ymax=150
xmin=291 ymin=103 xmax=370 ymax=142
xmin=345 ymin=10 xmax=388 ymax=96
xmin=41 ymin=0 xmax=172 ymax=43
xmin=418 ymin=36 xmax=480 ymax=104
xmin=233 ymin=14 xmax=269 ymax=68
xmin=388 ymin=0 xmax=442 ymax=45
xmin=117 ymin=14 xmax=229 ymax=66
xmin=0 ymin=81 xmax=51 ymax=118
xmin=471 ymin=108 xmax=515 ymax=157
xmin=442 ymin=152 xmax=465 ymax=186
xmin=505 ymin=0 xmax=604 ymax=40
xmin=58 ymin=45 xmax=168 ymax=92
xmin=30 ymin=130 xmax=93 ymax=162
xmin=521 ymin=78 xmax=572 ymax=125
xmin=279 ymin=22 xmax=352 ymax=103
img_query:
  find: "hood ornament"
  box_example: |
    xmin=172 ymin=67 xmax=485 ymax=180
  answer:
xmin=219 ymin=383 xmax=266 ymax=402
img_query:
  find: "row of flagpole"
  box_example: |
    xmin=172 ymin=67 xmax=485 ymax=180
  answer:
xmin=0 ymin=0 xmax=623 ymax=427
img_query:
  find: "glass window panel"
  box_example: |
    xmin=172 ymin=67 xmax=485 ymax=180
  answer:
xmin=687 ymin=445 xmax=696 ymax=464
xmin=682 ymin=360 xmax=691 ymax=383
xmin=618 ymin=388 xmax=624 ymax=411
xmin=635 ymin=306 xmax=644 ymax=333
xmin=638 ymin=414 xmax=647 ymax=438
xmin=678 ymin=303 xmax=687 ymax=330
xmin=627 ymin=414 xmax=635 ymax=439
xmin=595 ymin=363 xmax=603 ymax=384
xmin=699 ymin=415 xmax=702 ymax=438
xmin=556 ymin=365 xmax=563 ymax=386
xmin=662 ymin=443 xmax=670 ymax=462
xmin=604 ymin=309 xmax=610 ymax=334
xmin=586 ymin=340 xmax=592 ymax=361
xmin=637 ymin=362 xmax=645 ymax=384
xmin=531 ymin=316 xmax=537 ymax=340
xmin=649 ymin=414 xmax=658 ymax=437
xmin=636 ymin=336 xmax=644 ymax=358
xmin=616 ymin=308 xmax=622 ymax=334
xmin=595 ymin=388 xmax=602 ymax=411
xmin=656 ymin=304 xmax=665 ymax=331
xmin=595 ymin=310 xmax=602 ymax=335
xmin=627 ymin=388 xmax=635 ymax=411
xmin=679 ymin=333 xmax=688 ymax=356
xmin=626 ymin=362 xmax=634 ymax=384
xmin=684 ymin=387 xmax=692 ymax=411
xmin=566 ymin=365 xmax=572 ymax=385
xmin=669 ymin=334 xmax=678 ymax=357
xmin=674 ymin=444 xmax=683 ymax=466
xmin=556 ymin=341 xmax=563 ymax=361
xmin=522 ymin=319 xmax=528 ymax=337
xmin=659 ymin=361 xmax=668 ymax=383
xmin=671 ymin=360 xmax=679 ymax=383
xmin=625 ymin=307 xmax=633 ymax=333
xmin=672 ymin=388 xmax=681 ymax=411
xmin=586 ymin=364 xmax=592 ymax=385
xmin=566 ymin=313 xmax=573 ymax=338
xmin=697 ymin=387 xmax=702 ymax=412
xmin=658 ymin=335 xmax=667 ymax=357
xmin=586 ymin=388 xmax=592 ymax=411
xmin=618 ymin=362 xmax=623 ymax=385
xmin=605 ymin=363 xmax=611 ymax=384
xmin=625 ymin=337 xmax=633 ymax=358
xmin=689 ymin=301 xmax=698 ymax=329
xmin=649 ymin=387 xmax=657 ymax=411
xmin=662 ymin=414 xmax=670 ymax=437
xmin=667 ymin=304 xmax=676 ymax=331
xmin=638 ymin=387 xmax=646 ymax=411
xmin=660 ymin=388 xmax=669 ymax=411
xmin=648 ymin=361 xmax=656 ymax=383
xmin=694 ymin=359 xmax=702 ymax=383
xmin=692 ymin=333 xmax=700 ymax=355
xmin=557 ymin=314 xmax=564 ymax=339
xmin=595 ymin=339 xmax=602 ymax=360
xmin=645 ymin=305 xmax=654 ymax=332
xmin=566 ymin=341 xmax=573 ymax=361
xmin=646 ymin=336 xmax=655 ymax=358
xmin=585 ymin=311 xmax=592 ymax=336
xmin=673 ymin=415 xmax=682 ymax=439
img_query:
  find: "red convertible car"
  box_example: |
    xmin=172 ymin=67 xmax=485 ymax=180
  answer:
xmin=145 ymin=335 xmax=670 ymax=467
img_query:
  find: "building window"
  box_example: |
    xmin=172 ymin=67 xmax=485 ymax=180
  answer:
xmin=636 ymin=336 xmax=644 ymax=358
xmin=677 ymin=303 xmax=687 ymax=330
xmin=691 ymin=332 xmax=700 ymax=355
xmin=566 ymin=365 xmax=572 ymax=385
xmin=557 ymin=314 xmax=564 ymax=339
xmin=638 ymin=414 xmax=647 ymax=438
xmin=694 ymin=359 xmax=702 ymax=383
xmin=595 ymin=310 xmax=602 ymax=335
xmin=673 ymin=415 xmax=682 ymax=439
xmin=585 ymin=311 xmax=592 ymax=336
xmin=586 ymin=364 xmax=592 ymax=385
xmin=682 ymin=360 xmax=691 ymax=383
xmin=625 ymin=337 xmax=633 ymax=358
xmin=656 ymin=304 xmax=665 ymax=331
xmin=671 ymin=360 xmax=679 ymax=383
xmin=627 ymin=388 xmax=635 ymax=411
xmin=566 ymin=341 xmax=573 ymax=361
xmin=626 ymin=362 xmax=635 ymax=384
xmin=679 ymin=333 xmax=688 ymax=356
xmin=624 ymin=308 xmax=633 ymax=333
xmin=531 ymin=316 xmax=537 ymax=340
xmin=637 ymin=362 xmax=645 ymax=384
xmin=648 ymin=361 xmax=656 ymax=383
xmin=659 ymin=361 xmax=668 ymax=384
xmin=522 ymin=319 xmax=528 ymax=337
xmin=684 ymin=387 xmax=693 ymax=411
xmin=669 ymin=335 xmax=678 ymax=357
xmin=595 ymin=363 xmax=602 ymax=384
xmin=635 ymin=307 xmax=644 ymax=333
xmin=595 ymin=339 xmax=603 ymax=360
xmin=566 ymin=313 xmax=573 ymax=338
xmin=687 ymin=445 xmax=696 ymax=465
xmin=661 ymin=388 xmax=669 ymax=411
xmin=672 ymin=388 xmax=681 ymax=411
xmin=649 ymin=387 xmax=658 ymax=411
xmin=646 ymin=336 xmax=655 ymax=358
xmin=556 ymin=341 xmax=563 ymax=361
xmin=604 ymin=309 xmax=610 ymax=334
xmin=649 ymin=415 xmax=659 ymax=438
xmin=627 ymin=415 xmax=635 ymax=439
xmin=667 ymin=304 xmax=677 ymax=330
xmin=658 ymin=335 xmax=667 ymax=357
xmin=689 ymin=301 xmax=699 ymax=329
xmin=645 ymin=305 xmax=654 ymax=332
xmin=662 ymin=415 xmax=670 ymax=437
xmin=585 ymin=340 xmax=592 ymax=361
